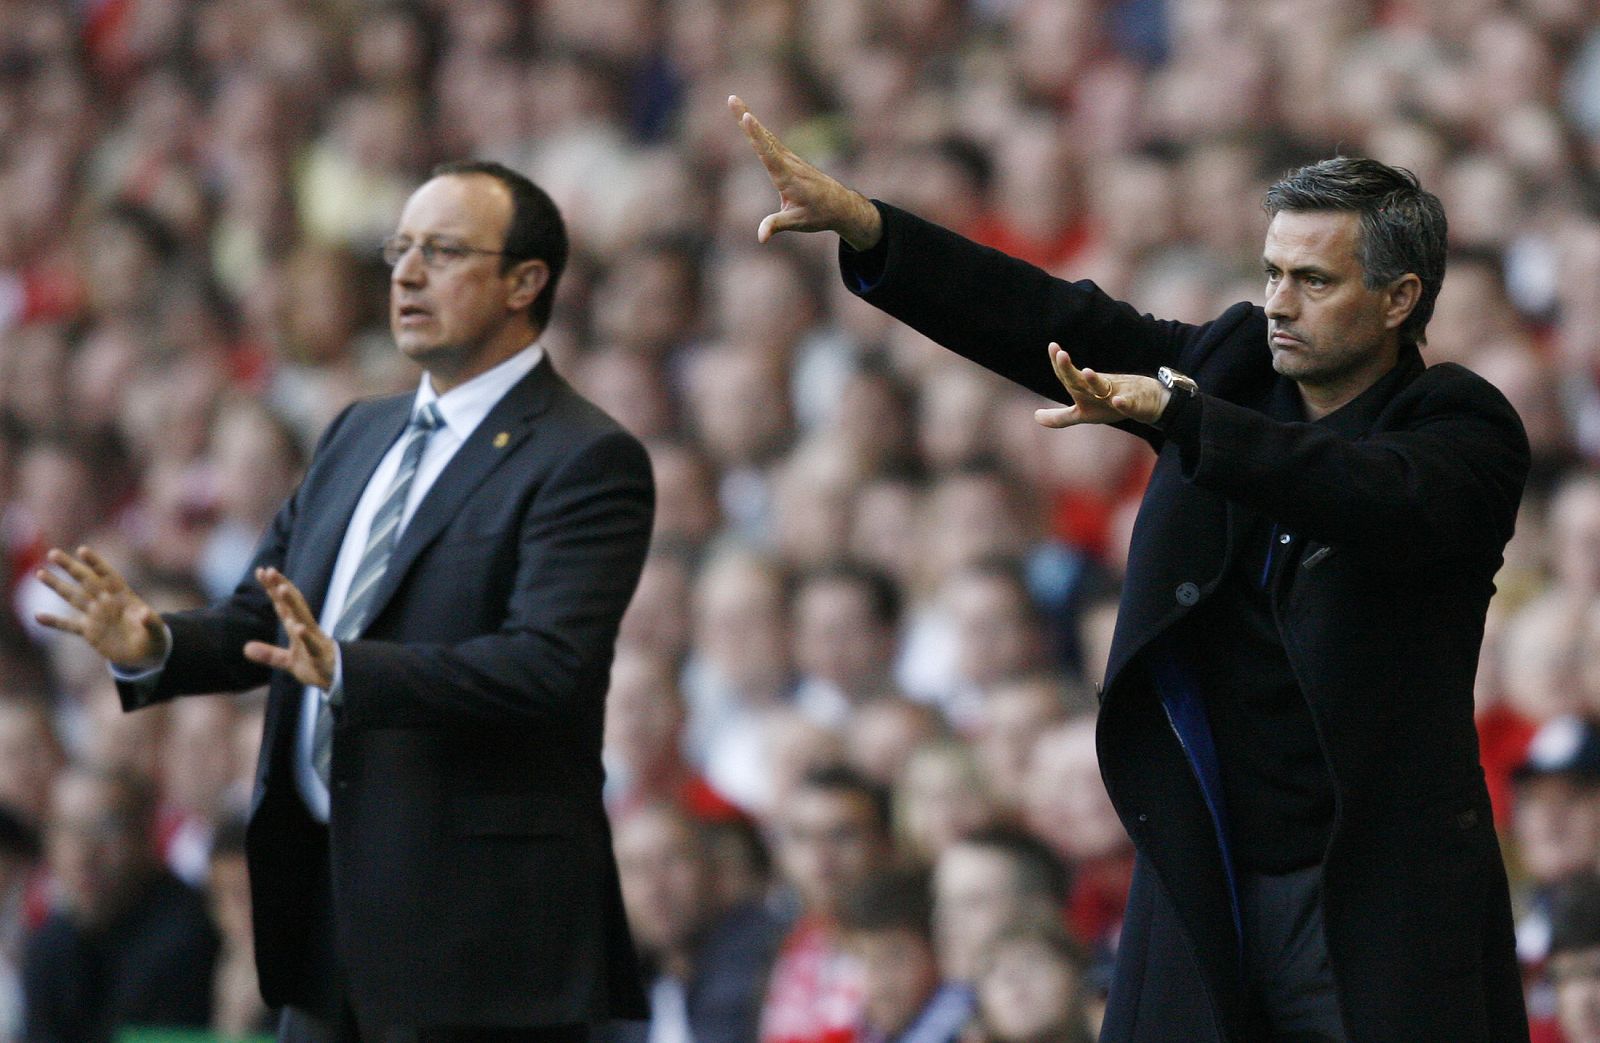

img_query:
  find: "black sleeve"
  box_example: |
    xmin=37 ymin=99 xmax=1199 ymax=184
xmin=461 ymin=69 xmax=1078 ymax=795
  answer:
xmin=837 ymin=201 xmax=1224 ymax=402
xmin=1172 ymin=371 xmax=1529 ymax=559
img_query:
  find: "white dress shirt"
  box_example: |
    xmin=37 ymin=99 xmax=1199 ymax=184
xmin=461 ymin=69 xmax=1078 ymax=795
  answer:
xmin=113 ymin=345 xmax=544 ymax=824
xmin=292 ymin=344 xmax=543 ymax=821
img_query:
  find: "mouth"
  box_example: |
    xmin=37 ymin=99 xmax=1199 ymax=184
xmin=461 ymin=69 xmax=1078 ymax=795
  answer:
xmin=396 ymin=304 xmax=432 ymax=327
xmin=1270 ymin=329 xmax=1305 ymax=348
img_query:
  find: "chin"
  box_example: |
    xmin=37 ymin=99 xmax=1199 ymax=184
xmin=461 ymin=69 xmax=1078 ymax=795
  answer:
xmin=396 ymin=338 xmax=449 ymax=367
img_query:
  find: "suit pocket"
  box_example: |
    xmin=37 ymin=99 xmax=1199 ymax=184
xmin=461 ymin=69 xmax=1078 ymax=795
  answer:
xmin=1301 ymin=543 xmax=1338 ymax=569
xmin=448 ymin=792 xmax=585 ymax=837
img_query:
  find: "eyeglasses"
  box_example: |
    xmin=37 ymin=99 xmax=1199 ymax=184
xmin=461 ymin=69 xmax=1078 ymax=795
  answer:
xmin=381 ymin=235 xmax=517 ymax=269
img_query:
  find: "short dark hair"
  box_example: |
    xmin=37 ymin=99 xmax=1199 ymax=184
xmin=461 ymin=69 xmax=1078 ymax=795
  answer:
xmin=799 ymin=560 xmax=902 ymax=628
xmin=431 ymin=159 xmax=568 ymax=330
xmin=956 ymin=824 xmax=1070 ymax=906
xmin=1264 ymin=157 xmax=1447 ymax=348
xmin=1551 ymin=874 xmax=1600 ymax=955
xmin=839 ymin=867 xmax=934 ymax=938
xmin=797 ymin=764 xmax=894 ymax=838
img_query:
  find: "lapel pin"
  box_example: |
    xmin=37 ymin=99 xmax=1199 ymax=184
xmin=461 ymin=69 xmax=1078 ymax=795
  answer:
xmin=493 ymin=431 xmax=510 ymax=448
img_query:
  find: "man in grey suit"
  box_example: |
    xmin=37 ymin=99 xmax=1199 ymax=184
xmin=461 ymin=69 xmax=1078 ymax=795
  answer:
xmin=38 ymin=160 xmax=653 ymax=1041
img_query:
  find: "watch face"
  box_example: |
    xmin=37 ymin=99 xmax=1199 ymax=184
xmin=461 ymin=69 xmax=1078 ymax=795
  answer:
xmin=1159 ymin=368 xmax=1197 ymax=395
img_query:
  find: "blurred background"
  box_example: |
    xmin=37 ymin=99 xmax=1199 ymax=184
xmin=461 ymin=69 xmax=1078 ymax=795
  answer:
xmin=2 ymin=0 xmax=1600 ymax=1040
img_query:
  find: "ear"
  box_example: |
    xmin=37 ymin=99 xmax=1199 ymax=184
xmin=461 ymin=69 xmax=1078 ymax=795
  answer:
xmin=1383 ymin=273 xmax=1422 ymax=332
xmin=505 ymin=259 xmax=550 ymax=313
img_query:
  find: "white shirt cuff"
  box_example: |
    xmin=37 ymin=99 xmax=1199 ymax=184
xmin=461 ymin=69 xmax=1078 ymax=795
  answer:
xmin=106 ymin=622 xmax=174 ymax=682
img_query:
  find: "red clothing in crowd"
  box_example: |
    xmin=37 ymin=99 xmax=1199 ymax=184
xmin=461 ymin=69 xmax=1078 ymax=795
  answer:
xmin=759 ymin=916 xmax=863 ymax=1043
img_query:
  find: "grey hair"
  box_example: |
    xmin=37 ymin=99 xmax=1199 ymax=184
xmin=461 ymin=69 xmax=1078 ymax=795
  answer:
xmin=1264 ymin=157 xmax=1447 ymax=347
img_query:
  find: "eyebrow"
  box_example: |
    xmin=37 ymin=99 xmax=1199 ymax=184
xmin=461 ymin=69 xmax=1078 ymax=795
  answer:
xmin=1262 ymin=259 xmax=1338 ymax=279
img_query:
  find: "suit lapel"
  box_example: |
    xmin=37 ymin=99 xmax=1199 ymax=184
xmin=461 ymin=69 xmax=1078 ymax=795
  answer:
xmin=360 ymin=359 xmax=561 ymax=624
xmin=297 ymin=397 xmax=413 ymax=619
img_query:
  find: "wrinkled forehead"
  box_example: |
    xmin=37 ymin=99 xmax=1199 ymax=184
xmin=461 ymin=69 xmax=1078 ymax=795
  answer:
xmin=1262 ymin=209 xmax=1363 ymax=267
xmin=394 ymin=173 xmax=512 ymax=243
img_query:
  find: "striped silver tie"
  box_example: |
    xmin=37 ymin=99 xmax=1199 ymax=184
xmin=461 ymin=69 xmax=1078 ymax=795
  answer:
xmin=312 ymin=402 xmax=443 ymax=786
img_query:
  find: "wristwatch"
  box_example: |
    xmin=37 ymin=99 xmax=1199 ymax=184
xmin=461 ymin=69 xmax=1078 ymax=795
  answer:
xmin=1154 ymin=367 xmax=1199 ymax=429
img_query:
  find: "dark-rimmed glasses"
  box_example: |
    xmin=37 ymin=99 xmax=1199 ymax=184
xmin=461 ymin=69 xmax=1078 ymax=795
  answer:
xmin=381 ymin=235 xmax=517 ymax=269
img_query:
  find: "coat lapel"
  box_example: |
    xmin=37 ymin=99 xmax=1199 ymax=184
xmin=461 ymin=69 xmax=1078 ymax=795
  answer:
xmin=297 ymin=397 xmax=413 ymax=619
xmin=360 ymin=359 xmax=560 ymax=625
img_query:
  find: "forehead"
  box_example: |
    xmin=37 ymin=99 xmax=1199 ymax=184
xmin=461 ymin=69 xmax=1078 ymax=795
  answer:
xmin=799 ymin=577 xmax=872 ymax=613
xmin=53 ymin=775 xmax=116 ymax=818
xmin=1263 ymin=209 xmax=1362 ymax=270
xmin=937 ymin=845 xmax=1016 ymax=890
xmin=395 ymin=174 xmax=512 ymax=242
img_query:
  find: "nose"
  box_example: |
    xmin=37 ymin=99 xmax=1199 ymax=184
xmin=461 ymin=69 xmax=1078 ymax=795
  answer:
xmin=392 ymin=244 xmax=426 ymax=288
xmin=1265 ymin=277 xmax=1296 ymax=322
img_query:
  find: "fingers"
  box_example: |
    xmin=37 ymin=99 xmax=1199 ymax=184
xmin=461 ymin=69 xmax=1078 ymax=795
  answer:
xmin=253 ymin=568 xmax=334 ymax=686
xmin=256 ymin=567 xmax=316 ymax=626
xmin=242 ymin=640 xmax=290 ymax=671
xmin=1081 ymin=368 xmax=1114 ymax=401
xmin=1047 ymin=342 xmax=1092 ymax=398
xmin=36 ymin=568 xmax=89 ymax=611
xmin=732 ymin=101 xmax=791 ymax=181
xmin=1047 ymin=343 xmax=1116 ymax=402
xmin=79 ymin=546 xmax=128 ymax=593
xmin=34 ymin=612 xmax=86 ymax=637
xmin=44 ymin=547 xmax=98 ymax=588
xmin=1035 ymin=406 xmax=1083 ymax=429
xmin=758 ymin=209 xmax=804 ymax=244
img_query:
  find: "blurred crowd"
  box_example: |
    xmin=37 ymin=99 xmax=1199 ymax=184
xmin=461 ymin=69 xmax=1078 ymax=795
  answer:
xmin=2 ymin=0 xmax=1600 ymax=1040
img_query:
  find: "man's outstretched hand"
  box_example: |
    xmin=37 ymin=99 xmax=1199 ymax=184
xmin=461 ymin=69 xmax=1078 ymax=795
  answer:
xmin=1035 ymin=342 xmax=1171 ymax=428
xmin=729 ymin=95 xmax=884 ymax=251
xmin=36 ymin=547 xmax=167 ymax=668
xmin=243 ymin=567 xmax=336 ymax=690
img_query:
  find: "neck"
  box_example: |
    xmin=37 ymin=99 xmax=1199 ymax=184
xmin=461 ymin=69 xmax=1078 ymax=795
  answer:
xmin=660 ymin=945 xmax=696 ymax=982
xmin=1296 ymin=343 xmax=1402 ymax=420
xmin=426 ymin=325 xmax=537 ymax=395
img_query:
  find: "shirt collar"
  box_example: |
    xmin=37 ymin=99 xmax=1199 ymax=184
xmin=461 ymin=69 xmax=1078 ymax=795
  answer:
xmin=414 ymin=343 xmax=543 ymax=441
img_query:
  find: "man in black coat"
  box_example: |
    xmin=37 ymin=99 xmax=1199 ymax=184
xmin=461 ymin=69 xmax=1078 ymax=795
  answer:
xmin=36 ymin=161 xmax=653 ymax=1040
xmin=730 ymin=97 xmax=1531 ymax=1042
xmin=23 ymin=767 xmax=219 ymax=1042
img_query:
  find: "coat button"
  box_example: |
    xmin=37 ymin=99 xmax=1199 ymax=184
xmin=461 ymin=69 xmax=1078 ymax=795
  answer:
xmin=1138 ymin=813 xmax=1149 ymax=823
xmin=1175 ymin=582 xmax=1200 ymax=606
xmin=1278 ymin=533 xmax=1292 ymax=544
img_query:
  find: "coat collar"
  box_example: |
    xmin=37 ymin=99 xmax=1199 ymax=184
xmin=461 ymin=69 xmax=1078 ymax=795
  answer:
xmin=298 ymin=356 xmax=560 ymax=627
xmin=1292 ymin=345 xmax=1433 ymax=435
xmin=359 ymin=355 xmax=560 ymax=622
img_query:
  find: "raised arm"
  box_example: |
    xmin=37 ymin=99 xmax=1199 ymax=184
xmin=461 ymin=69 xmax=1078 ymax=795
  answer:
xmin=728 ymin=96 xmax=1221 ymax=406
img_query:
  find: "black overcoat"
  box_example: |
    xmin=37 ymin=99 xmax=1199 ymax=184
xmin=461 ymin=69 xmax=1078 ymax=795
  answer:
xmin=843 ymin=204 xmax=1531 ymax=1042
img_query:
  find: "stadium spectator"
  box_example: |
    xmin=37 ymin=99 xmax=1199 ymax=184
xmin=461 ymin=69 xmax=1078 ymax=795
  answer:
xmin=761 ymin=765 xmax=894 ymax=1043
xmin=931 ymin=826 xmax=1069 ymax=986
xmin=972 ymin=920 xmax=1095 ymax=1043
xmin=608 ymin=803 xmax=784 ymax=1043
xmin=1546 ymin=874 xmax=1600 ymax=1043
xmin=1512 ymin=715 xmax=1600 ymax=990
xmin=22 ymin=765 xmax=218 ymax=1041
xmin=838 ymin=867 xmax=973 ymax=1043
